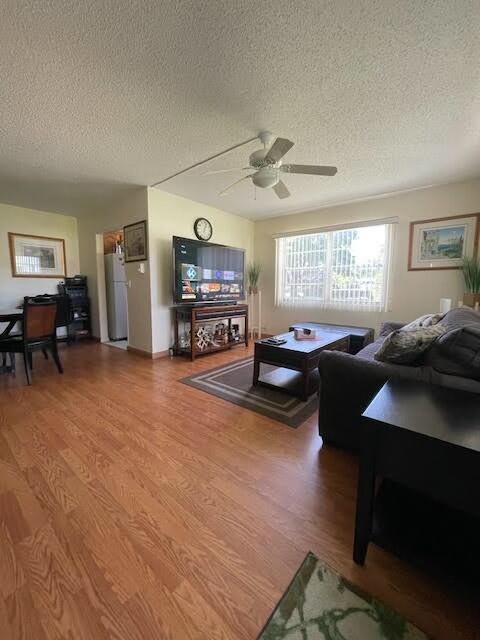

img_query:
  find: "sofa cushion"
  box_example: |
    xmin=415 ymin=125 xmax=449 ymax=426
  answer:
xmin=424 ymin=306 xmax=480 ymax=379
xmin=439 ymin=306 xmax=480 ymax=331
xmin=425 ymin=325 xmax=480 ymax=380
xmin=374 ymin=324 xmax=447 ymax=364
xmin=356 ymin=338 xmax=383 ymax=361
xmin=378 ymin=321 xmax=407 ymax=338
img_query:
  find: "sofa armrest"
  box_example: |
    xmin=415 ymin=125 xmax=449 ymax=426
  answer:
xmin=379 ymin=321 xmax=407 ymax=337
xmin=318 ymin=350 xmax=390 ymax=450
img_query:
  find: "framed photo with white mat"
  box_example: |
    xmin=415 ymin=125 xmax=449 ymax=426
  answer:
xmin=8 ymin=232 xmax=66 ymax=278
xmin=408 ymin=213 xmax=479 ymax=271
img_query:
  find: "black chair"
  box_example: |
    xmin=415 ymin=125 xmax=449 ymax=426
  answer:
xmin=0 ymin=312 xmax=22 ymax=372
xmin=0 ymin=297 xmax=63 ymax=385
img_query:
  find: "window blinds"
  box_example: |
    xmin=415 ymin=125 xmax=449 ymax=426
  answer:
xmin=275 ymin=222 xmax=394 ymax=312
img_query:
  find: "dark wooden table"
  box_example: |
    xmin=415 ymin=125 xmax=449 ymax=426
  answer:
xmin=0 ymin=308 xmax=23 ymax=373
xmin=354 ymin=379 xmax=480 ymax=565
xmin=289 ymin=322 xmax=374 ymax=354
xmin=253 ymin=330 xmax=349 ymax=401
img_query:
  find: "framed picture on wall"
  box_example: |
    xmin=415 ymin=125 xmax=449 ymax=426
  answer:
xmin=408 ymin=213 xmax=480 ymax=271
xmin=8 ymin=232 xmax=66 ymax=278
xmin=124 ymin=220 xmax=148 ymax=262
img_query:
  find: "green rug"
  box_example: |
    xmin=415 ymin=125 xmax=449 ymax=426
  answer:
xmin=258 ymin=553 xmax=428 ymax=639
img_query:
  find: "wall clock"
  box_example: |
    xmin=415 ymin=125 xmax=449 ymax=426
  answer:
xmin=194 ymin=217 xmax=213 ymax=241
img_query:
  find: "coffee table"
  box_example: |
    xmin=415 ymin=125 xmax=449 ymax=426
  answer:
xmin=288 ymin=322 xmax=374 ymax=354
xmin=253 ymin=331 xmax=349 ymax=401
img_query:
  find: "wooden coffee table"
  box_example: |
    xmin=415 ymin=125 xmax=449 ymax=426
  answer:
xmin=253 ymin=331 xmax=349 ymax=401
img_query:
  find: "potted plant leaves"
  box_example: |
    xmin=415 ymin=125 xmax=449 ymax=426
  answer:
xmin=462 ymin=256 xmax=480 ymax=309
xmin=247 ymin=262 xmax=261 ymax=294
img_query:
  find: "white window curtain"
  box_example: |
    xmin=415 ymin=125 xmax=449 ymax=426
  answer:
xmin=275 ymin=221 xmax=395 ymax=312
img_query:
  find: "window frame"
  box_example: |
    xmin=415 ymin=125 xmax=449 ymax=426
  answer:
xmin=274 ymin=220 xmax=395 ymax=312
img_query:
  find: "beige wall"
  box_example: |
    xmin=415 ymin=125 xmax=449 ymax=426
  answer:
xmin=7 ymin=180 xmax=476 ymax=353
xmin=0 ymin=203 xmax=79 ymax=308
xmin=77 ymin=187 xmax=254 ymax=355
xmin=147 ymin=188 xmax=254 ymax=354
xmin=77 ymin=188 xmax=152 ymax=352
xmin=254 ymin=179 xmax=480 ymax=335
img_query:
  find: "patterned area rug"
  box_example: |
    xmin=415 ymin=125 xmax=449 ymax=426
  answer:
xmin=258 ymin=553 xmax=428 ymax=639
xmin=180 ymin=357 xmax=318 ymax=428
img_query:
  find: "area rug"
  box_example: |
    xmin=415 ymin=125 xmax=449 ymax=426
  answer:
xmin=258 ymin=552 xmax=428 ymax=639
xmin=180 ymin=357 xmax=318 ymax=428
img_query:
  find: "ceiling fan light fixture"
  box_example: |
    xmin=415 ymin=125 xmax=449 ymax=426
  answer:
xmin=251 ymin=167 xmax=279 ymax=189
xmin=249 ymin=148 xmax=269 ymax=167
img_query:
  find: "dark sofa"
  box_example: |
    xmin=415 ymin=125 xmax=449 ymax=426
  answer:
xmin=317 ymin=306 xmax=480 ymax=450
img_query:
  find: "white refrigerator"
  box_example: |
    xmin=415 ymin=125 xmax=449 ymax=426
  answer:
xmin=105 ymin=253 xmax=128 ymax=340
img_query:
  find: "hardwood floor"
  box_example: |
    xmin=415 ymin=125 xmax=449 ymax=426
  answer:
xmin=0 ymin=341 xmax=478 ymax=639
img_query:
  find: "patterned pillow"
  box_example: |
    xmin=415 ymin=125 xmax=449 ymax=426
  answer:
xmin=401 ymin=312 xmax=444 ymax=331
xmin=374 ymin=323 xmax=447 ymax=364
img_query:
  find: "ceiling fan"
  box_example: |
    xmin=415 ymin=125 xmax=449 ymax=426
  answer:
xmin=204 ymin=131 xmax=337 ymax=199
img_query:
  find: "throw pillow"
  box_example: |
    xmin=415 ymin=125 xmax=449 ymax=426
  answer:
xmin=401 ymin=312 xmax=445 ymax=331
xmin=424 ymin=325 xmax=480 ymax=379
xmin=374 ymin=323 xmax=447 ymax=365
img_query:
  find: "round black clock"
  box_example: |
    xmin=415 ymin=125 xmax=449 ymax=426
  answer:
xmin=194 ymin=217 xmax=213 ymax=241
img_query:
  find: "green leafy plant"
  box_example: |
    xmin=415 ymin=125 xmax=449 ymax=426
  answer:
xmin=247 ymin=261 xmax=262 ymax=293
xmin=462 ymin=256 xmax=480 ymax=293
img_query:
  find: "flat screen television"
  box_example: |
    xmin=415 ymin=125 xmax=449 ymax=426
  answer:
xmin=173 ymin=236 xmax=245 ymax=304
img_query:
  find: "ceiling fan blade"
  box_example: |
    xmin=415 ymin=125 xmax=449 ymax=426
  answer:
xmin=281 ymin=164 xmax=337 ymax=176
xmin=203 ymin=167 xmax=250 ymax=175
xmin=273 ymin=180 xmax=290 ymax=199
xmin=264 ymin=138 xmax=294 ymax=164
xmin=219 ymin=174 xmax=254 ymax=196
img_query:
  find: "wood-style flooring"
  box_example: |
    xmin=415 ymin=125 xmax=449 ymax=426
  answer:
xmin=0 ymin=342 xmax=478 ymax=639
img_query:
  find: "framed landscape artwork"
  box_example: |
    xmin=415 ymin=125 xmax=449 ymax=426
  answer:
xmin=408 ymin=214 xmax=479 ymax=271
xmin=124 ymin=220 xmax=148 ymax=262
xmin=8 ymin=232 xmax=66 ymax=278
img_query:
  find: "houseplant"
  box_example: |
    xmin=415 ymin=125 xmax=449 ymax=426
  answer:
xmin=462 ymin=256 xmax=480 ymax=308
xmin=247 ymin=262 xmax=261 ymax=294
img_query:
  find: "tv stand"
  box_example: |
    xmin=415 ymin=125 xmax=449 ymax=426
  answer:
xmin=173 ymin=303 xmax=248 ymax=360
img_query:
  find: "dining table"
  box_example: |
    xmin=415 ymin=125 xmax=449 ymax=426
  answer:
xmin=0 ymin=308 xmax=23 ymax=373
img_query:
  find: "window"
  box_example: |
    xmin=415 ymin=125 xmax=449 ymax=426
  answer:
xmin=275 ymin=222 xmax=393 ymax=311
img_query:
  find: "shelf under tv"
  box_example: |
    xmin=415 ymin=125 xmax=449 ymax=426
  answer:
xmin=172 ymin=300 xmax=243 ymax=308
xmin=173 ymin=303 xmax=249 ymax=361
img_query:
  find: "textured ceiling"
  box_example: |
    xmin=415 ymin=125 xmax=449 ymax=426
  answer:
xmin=1 ymin=1 xmax=480 ymax=219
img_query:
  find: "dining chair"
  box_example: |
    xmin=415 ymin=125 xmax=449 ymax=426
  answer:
xmin=0 ymin=352 xmax=15 ymax=371
xmin=0 ymin=297 xmax=63 ymax=385
xmin=0 ymin=310 xmax=22 ymax=373
xmin=31 ymin=294 xmax=73 ymax=341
